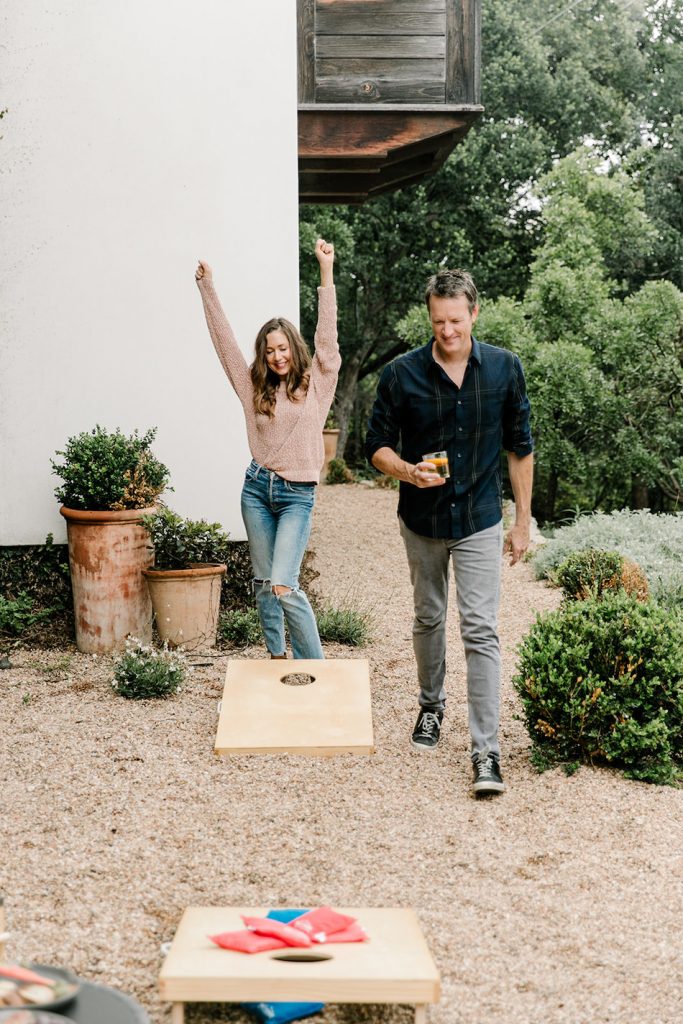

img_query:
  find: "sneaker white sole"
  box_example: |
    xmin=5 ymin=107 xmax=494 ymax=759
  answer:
xmin=471 ymin=780 xmax=506 ymax=794
xmin=410 ymin=738 xmax=440 ymax=752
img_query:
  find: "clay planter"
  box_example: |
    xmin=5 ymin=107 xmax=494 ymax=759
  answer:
xmin=60 ymin=505 xmax=156 ymax=654
xmin=142 ymin=563 xmax=227 ymax=651
xmin=322 ymin=427 xmax=340 ymax=483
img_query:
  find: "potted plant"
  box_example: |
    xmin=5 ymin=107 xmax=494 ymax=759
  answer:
xmin=140 ymin=508 xmax=229 ymax=651
xmin=52 ymin=426 xmax=170 ymax=654
xmin=322 ymin=408 xmax=340 ymax=483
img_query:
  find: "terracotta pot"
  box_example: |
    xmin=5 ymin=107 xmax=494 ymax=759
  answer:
xmin=321 ymin=427 xmax=340 ymax=483
xmin=142 ymin=562 xmax=227 ymax=651
xmin=60 ymin=505 xmax=156 ymax=654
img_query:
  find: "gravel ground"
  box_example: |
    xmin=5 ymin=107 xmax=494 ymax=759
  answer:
xmin=2 ymin=483 xmax=682 ymax=1024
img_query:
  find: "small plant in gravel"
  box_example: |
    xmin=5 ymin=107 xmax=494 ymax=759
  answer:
xmin=112 ymin=637 xmax=188 ymax=699
xmin=140 ymin=508 xmax=231 ymax=569
xmin=374 ymin=473 xmax=399 ymax=490
xmin=532 ymin=510 xmax=683 ymax=610
xmin=218 ymin=608 xmax=263 ymax=647
xmin=0 ymin=594 xmax=53 ymax=636
xmin=52 ymin=425 xmax=170 ymax=511
xmin=315 ymin=602 xmax=374 ymax=646
xmin=514 ymin=591 xmax=683 ymax=785
xmin=555 ymin=548 xmax=649 ymax=602
xmin=326 ymin=457 xmax=355 ymax=484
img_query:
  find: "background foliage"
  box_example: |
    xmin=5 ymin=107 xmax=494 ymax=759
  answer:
xmin=514 ymin=592 xmax=683 ymax=785
xmin=299 ymin=0 xmax=683 ymax=524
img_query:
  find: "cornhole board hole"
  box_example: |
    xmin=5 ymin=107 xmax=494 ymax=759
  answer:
xmin=214 ymin=658 xmax=374 ymax=756
xmin=159 ymin=906 xmax=441 ymax=1024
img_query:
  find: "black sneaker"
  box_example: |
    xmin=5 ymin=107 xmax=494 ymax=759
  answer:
xmin=410 ymin=709 xmax=443 ymax=751
xmin=471 ymin=752 xmax=505 ymax=795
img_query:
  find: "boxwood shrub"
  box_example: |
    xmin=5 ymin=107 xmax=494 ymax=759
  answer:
xmin=514 ymin=591 xmax=683 ymax=785
xmin=555 ymin=548 xmax=649 ymax=602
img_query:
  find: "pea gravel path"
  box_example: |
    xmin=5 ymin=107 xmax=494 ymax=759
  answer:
xmin=2 ymin=483 xmax=682 ymax=1024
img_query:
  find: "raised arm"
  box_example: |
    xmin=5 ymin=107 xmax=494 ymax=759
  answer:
xmin=311 ymin=239 xmax=340 ymax=381
xmin=195 ymin=261 xmax=252 ymax=401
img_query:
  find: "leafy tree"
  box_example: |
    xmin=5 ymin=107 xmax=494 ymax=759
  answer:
xmin=300 ymin=0 xmax=670 ymax=460
xmin=522 ymin=154 xmax=683 ymax=518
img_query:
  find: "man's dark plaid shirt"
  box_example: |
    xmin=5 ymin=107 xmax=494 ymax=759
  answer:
xmin=365 ymin=337 xmax=534 ymax=540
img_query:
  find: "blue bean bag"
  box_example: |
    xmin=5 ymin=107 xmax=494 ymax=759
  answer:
xmin=241 ymin=910 xmax=325 ymax=1024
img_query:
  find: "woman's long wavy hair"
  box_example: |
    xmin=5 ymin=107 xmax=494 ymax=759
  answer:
xmin=250 ymin=318 xmax=312 ymax=418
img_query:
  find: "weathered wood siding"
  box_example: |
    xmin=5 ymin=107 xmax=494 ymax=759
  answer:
xmin=299 ymin=0 xmax=479 ymax=106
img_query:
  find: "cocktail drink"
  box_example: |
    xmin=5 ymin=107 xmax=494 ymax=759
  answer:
xmin=422 ymin=451 xmax=450 ymax=478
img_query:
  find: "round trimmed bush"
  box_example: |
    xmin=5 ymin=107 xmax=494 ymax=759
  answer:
xmin=52 ymin=426 xmax=170 ymax=511
xmin=326 ymin=458 xmax=355 ymax=484
xmin=554 ymin=548 xmax=648 ymax=602
xmin=513 ymin=592 xmax=683 ymax=785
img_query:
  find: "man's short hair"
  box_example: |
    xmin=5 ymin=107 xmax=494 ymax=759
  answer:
xmin=424 ymin=269 xmax=478 ymax=314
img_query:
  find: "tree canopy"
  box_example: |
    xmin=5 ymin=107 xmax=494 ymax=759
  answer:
xmin=299 ymin=0 xmax=683 ymax=520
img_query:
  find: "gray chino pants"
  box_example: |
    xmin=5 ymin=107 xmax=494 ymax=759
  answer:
xmin=399 ymin=517 xmax=504 ymax=758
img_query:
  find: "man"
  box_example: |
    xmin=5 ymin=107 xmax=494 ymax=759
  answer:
xmin=365 ymin=269 xmax=533 ymax=796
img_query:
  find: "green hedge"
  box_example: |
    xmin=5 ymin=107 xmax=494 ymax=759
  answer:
xmin=514 ymin=592 xmax=683 ymax=785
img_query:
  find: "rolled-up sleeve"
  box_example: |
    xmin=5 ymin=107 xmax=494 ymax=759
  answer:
xmin=502 ymin=354 xmax=534 ymax=456
xmin=365 ymin=362 xmax=402 ymax=463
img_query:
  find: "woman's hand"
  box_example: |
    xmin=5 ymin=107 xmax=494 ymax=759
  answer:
xmin=315 ymin=239 xmax=334 ymax=287
xmin=195 ymin=260 xmax=212 ymax=283
xmin=315 ymin=238 xmax=334 ymax=265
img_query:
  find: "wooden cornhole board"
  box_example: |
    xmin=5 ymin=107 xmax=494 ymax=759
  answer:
xmin=214 ymin=658 xmax=374 ymax=755
xmin=159 ymin=906 xmax=441 ymax=1023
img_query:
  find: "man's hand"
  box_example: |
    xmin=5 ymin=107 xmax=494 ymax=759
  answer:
xmin=195 ymin=260 xmax=212 ymax=283
xmin=315 ymin=238 xmax=334 ymax=266
xmin=503 ymin=523 xmax=530 ymax=565
xmin=410 ymin=462 xmax=447 ymax=489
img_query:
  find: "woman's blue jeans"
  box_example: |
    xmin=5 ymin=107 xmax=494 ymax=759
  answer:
xmin=240 ymin=460 xmax=324 ymax=660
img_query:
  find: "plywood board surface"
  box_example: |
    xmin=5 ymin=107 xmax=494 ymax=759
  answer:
xmin=214 ymin=659 xmax=374 ymax=755
xmin=159 ymin=906 xmax=440 ymax=1004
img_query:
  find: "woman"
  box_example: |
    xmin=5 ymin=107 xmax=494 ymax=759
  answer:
xmin=195 ymin=239 xmax=338 ymax=659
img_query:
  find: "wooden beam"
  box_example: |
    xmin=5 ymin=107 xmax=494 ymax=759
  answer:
xmin=316 ymin=11 xmax=445 ymax=35
xmin=316 ymin=57 xmax=445 ymax=103
xmin=298 ymin=109 xmax=473 ymax=158
xmin=317 ymin=35 xmax=445 ymax=59
xmin=300 ymin=153 xmax=442 ymax=194
xmin=316 ymin=0 xmax=446 ymax=12
xmin=298 ymin=0 xmax=315 ymax=102
xmin=298 ymin=102 xmax=483 ymax=111
xmin=447 ymin=0 xmax=480 ymax=104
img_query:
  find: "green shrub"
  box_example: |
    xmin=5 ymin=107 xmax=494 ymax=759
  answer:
xmin=218 ymin=608 xmax=263 ymax=647
xmin=555 ymin=548 xmax=649 ymax=602
xmin=112 ymin=637 xmax=187 ymax=699
xmin=0 ymin=534 xmax=72 ymax=610
xmin=532 ymin=510 xmax=683 ymax=609
xmin=315 ymin=604 xmax=373 ymax=646
xmin=52 ymin=426 xmax=170 ymax=511
xmin=140 ymin=508 xmax=231 ymax=570
xmin=375 ymin=473 xmax=399 ymax=490
xmin=0 ymin=593 xmax=52 ymax=636
xmin=326 ymin=458 xmax=355 ymax=484
xmin=513 ymin=592 xmax=683 ymax=785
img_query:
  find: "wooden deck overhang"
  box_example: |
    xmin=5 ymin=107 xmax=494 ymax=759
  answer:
xmin=297 ymin=0 xmax=482 ymax=204
xmin=299 ymin=102 xmax=482 ymax=203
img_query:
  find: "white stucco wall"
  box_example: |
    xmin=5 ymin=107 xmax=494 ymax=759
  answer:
xmin=0 ymin=0 xmax=299 ymax=544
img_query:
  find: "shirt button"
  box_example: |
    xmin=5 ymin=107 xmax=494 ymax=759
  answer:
xmin=457 ymin=400 xmax=462 ymax=405
xmin=458 ymin=427 xmax=463 ymax=432
xmin=457 ymin=453 xmax=462 ymax=458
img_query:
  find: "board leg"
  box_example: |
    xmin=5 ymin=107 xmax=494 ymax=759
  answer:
xmin=171 ymin=1003 xmax=185 ymax=1024
xmin=414 ymin=1006 xmax=427 ymax=1024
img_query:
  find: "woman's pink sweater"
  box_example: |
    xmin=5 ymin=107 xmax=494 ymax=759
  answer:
xmin=197 ymin=278 xmax=339 ymax=483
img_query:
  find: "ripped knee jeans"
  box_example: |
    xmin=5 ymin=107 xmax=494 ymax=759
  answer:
xmin=240 ymin=459 xmax=324 ymax=660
